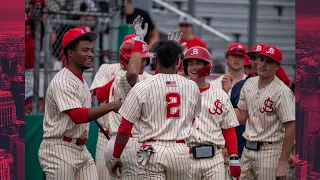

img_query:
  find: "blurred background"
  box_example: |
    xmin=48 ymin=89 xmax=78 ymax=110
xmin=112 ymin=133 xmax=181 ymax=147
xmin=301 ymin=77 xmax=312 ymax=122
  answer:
xmin=24 ymin=0 xmax=295 ymax=114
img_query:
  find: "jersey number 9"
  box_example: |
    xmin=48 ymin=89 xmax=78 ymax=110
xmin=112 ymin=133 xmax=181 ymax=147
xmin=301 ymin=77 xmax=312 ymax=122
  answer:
xmin=165 ymin=92 xmax=181 ymax=119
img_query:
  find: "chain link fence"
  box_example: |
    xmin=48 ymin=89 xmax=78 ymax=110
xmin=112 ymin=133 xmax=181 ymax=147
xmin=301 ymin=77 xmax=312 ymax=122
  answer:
xmin=25 ymin=0 xmax=123 ymax=114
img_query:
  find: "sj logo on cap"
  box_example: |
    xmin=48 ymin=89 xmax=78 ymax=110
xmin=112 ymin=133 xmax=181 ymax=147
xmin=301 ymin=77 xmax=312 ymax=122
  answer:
xmin=142 ymin=44 xmax=148 ymax=52
xmin=191 ymin=48 xmax=199 ymax=55
xmin=266 ymin=47 xmax=275 ymax=54
xmin=255 ymin=45 xmax=262 ymax=52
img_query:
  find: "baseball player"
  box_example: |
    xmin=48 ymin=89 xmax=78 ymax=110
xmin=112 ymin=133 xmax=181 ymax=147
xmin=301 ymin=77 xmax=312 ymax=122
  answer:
xmin=91 ymin=33 xmax=151 ymax=180
xmin=110 ymin=39 xmax=202 ymax=180
xmin=182 ymin=46 xmax=241 ymax=180
xmin=103 ymin=15 xmax=154 ymax=179
xmin=226 ymin=45 xmax=295 ymax=180
xmin=243 ymin=55 xmax=252 ymax=75
xmin=210 ymin=43 xmax=247 ymax=95
xmin=38 ymin=28 xmax=122 ymax=180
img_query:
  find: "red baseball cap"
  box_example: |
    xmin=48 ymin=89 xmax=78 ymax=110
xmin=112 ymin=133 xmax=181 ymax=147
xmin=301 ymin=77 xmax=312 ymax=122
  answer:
xmin=259 ymin=45 xmax=282 ymax=64
xmin=122 ymin=34 xmax=135 ymax=43
xmin=244 ymin=55 xmax=251 ymax=66
xmin=62 ymin=28 xmax=97 ymax=50
xmin=247 ymin=43 xmax=268 ymax=56
xmin=226 ymin=43 xmax=247 ymax=56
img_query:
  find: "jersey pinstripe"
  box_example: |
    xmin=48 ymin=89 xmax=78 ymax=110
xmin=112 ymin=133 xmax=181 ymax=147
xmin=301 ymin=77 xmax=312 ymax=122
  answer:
xmin=90 ymin=63 xmax=121 ymax=91
xmin=107 ymin=70 xmax=152 ymax=137
xmin=43 ymin=67 xmax=91 ymax=139
xmin=118 ymin=74 xmax=202 ymax=142
xmin=237 ymin=76 xmax=295 ymax=142
xmin=187 ymin=84 xmax=239 ymax=147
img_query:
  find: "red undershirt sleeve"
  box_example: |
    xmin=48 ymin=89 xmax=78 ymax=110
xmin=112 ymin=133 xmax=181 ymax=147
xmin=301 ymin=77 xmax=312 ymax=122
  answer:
xmin=95 ymin=77 xmax=116 ymax=103
xmin=222 ymin=127 xmax=238 ymax=155
xmin=65 ymin=108 xmax=89 ymax=124
xmin=112 ymin=118 xmax=134 ymax=158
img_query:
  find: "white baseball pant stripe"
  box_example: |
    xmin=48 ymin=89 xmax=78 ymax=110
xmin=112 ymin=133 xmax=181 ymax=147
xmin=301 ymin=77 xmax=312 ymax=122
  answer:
xmin=95 ymin=133 xmax=111 ymax=180
xmin=38 ymin=139 xmax=98 ymax=180
xmin=190 ymin=148 xmax=225 ymax=180
xmin=105 ymin=135 xmax=141 ymax=180
xmin=240 ymin=142 xmax=282 ymax=180
xmin=138 ymin=141 xmax=191 ymax=180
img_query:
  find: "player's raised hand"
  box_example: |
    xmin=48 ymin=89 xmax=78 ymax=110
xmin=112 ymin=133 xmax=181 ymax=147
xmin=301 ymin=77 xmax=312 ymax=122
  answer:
xmin=133 ymin=15 xmax=148 ymax=40
xmin=222 ymin=72 xmax=233 ymax=93
xmin=110 ymin=158 xmax=123 ymax=178
xmin=168 ymin=30 xmax=183 ymax=43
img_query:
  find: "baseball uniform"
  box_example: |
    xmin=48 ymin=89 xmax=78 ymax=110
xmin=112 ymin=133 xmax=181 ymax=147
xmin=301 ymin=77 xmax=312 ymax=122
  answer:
xmin=90 ymin=63 xmax=121 ymax=180
xmin=186 ymin=84 xmax=239 ymax=180
xmin=38 ymin=67 xmax=98 ymax=180
xmin=118 ymin=73 xmax=202 ymax=180
xmin=210 ymin=74 xmax=246 ymax=96
xmin=104 ymin=69 xmax=152 ymax=180
xmin=237 ymin=76 xmax=295 ymax=180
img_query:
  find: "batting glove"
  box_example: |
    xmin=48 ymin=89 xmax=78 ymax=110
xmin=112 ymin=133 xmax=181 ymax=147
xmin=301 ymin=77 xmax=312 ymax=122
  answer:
xmin=133 ymin=15 xmax=148 ymax=41
xmin=229 ymin=154 xmax=241 ymax=178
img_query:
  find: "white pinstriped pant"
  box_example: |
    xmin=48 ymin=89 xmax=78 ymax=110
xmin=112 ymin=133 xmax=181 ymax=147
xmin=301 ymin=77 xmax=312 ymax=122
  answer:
xmin=190 ymin=148 xmax=225 ymax=180
xmin=105 ymin=135 xmax=141 ymax=180
xmin=95 ymin=133 xmax=111 ymax=180
xmin=38 ymin=139 xmax=98 ymax=180
xmin=137 ymin=141 xmax=192 ymax=180
xmin=240 ymin=142 xmax=282 ymax=180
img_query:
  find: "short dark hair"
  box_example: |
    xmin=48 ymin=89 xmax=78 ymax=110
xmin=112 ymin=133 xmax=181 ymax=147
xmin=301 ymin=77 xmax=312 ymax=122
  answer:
xmin=153 ymin=40 xmax=183 ymax=68
xmin=63 ymin=36 xmax=92 ymax=61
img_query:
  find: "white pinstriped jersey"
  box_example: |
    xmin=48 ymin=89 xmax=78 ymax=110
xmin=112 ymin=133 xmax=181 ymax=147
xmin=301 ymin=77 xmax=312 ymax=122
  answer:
xmin=90 ymin=63 xmax=121 ymax=132
xmin=118 ymin=74 xmax=202 ymax=142
xmin=187 ymin=84 xmax=239 ymax=147
xmin=90 ymin=63 xmax=121 ymax=91
xmin=108 ymin=70 xmax=152 ymax=136
xmin=210 ymin=74 xmax=246 ymax=96
xmin=43 ymin=68 xmax=91 ymax=139
xmin=237 ymin=76 xmax=295 ymax=142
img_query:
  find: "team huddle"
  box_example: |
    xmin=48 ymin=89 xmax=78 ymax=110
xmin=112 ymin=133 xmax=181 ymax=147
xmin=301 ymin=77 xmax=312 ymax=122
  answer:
xmin=38 ymin=15 xmax=295 ymax=180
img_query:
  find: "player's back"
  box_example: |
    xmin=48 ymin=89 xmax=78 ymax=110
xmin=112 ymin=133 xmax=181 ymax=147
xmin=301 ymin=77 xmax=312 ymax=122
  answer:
xmin=132 ymin=73 xmax=201 ymax=142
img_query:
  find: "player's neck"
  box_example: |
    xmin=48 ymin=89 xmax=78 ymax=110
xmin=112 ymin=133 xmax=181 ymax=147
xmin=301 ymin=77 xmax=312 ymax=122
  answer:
xmin=158 ymin=67 xmax=176 ymax=74
xmin=183 ymin=34 xmax=193 ymax=40
xmin=258 ymin=75 xmax=275 ymax=89
xmin=195 ymin=79 xmax=208 ymax=89
xmin=66 ymin=64 xmax=84 ymax=75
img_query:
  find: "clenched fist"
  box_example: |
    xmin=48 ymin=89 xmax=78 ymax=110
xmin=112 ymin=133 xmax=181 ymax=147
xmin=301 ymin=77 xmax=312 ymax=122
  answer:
xmin=222 ymin=72 xmax=233 ymax=93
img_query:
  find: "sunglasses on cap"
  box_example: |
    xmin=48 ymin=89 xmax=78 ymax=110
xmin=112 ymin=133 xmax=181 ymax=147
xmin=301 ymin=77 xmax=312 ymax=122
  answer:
xmin=229 ymin=47 xmax=246 ymax=54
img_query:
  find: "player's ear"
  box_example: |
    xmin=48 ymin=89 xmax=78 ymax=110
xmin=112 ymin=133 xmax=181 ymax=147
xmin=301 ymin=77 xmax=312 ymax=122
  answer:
xmin=67 ymin=49 xmax=74 ymax=58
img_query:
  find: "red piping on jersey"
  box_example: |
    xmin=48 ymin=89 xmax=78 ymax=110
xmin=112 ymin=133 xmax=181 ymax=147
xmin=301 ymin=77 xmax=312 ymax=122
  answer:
xmin=65 ymin=67 xmax=84 ymax=83
xmin=199 ymin=83 xmax=210 ymax=93
xmin=222 ymin=128 xmax=238 ymax=155
xmin=65 ymin=108 xmax=89 ymax=124
xmin=95 ymin=77 xmax=116 ymax=103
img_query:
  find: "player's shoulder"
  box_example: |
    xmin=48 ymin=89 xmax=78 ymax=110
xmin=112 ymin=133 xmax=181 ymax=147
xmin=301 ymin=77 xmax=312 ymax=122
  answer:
xmin=49 ymin=68 xmax=80 ymax=90
xmin=273 ymin=76 xmax=294 ymax=95
xmin=243 ymin=76 xmax=258 ymax=86
xmin=193 ymin=35 xmax=205 ymax=42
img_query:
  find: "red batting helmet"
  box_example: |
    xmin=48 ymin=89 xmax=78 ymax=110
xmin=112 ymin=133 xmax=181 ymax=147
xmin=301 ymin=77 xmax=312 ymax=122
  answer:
xmin=119 ymin=39 xmax=153 ymax=67
xmin=183 ymin=46 xmax=212 ymax=76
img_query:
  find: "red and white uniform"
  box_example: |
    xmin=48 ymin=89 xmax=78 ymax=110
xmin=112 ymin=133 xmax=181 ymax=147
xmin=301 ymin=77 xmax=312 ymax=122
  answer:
xmin=104 ymin=70 xmax=151 ymax=180
xmin=118 ymin=74 xmax=201 ymax=179
xmin=238 ymin=76 xmax=295 ymax=179
xmin=90 ymin=63 xmax=120 ymax=180
xmin=38 ymin=68 xmax=98 ymax=180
